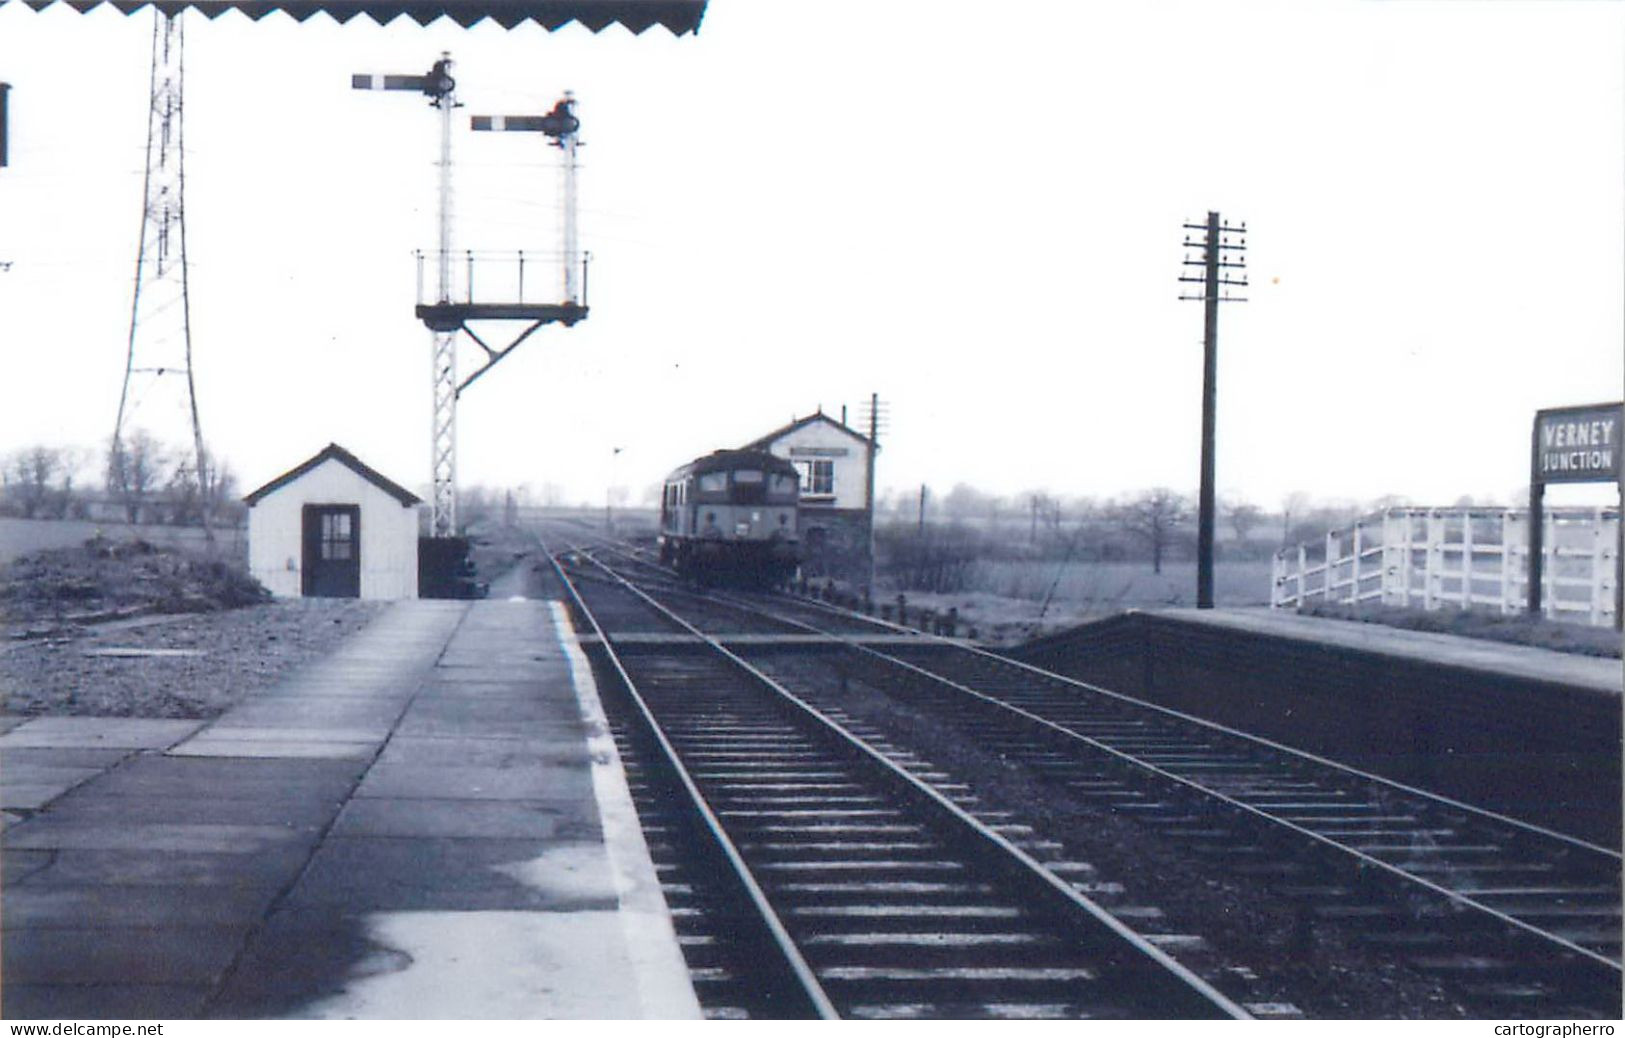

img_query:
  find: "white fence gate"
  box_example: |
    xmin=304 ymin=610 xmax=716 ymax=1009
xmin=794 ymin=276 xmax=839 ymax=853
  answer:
xmin=1271 ymin=506 xmax=1621 ymax=627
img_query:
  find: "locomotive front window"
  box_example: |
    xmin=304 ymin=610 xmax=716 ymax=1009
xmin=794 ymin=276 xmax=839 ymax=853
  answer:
xmin=697 ymin=472 xmax=727 ymax=493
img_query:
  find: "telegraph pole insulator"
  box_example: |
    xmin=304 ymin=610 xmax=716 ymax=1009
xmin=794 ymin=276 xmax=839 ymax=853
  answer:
xmin=1179 ymin=211 xmax=1248 ymax=610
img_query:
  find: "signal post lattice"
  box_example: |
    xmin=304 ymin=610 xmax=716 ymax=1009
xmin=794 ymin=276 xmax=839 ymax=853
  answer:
xmin=355 ymin=58 xmax=587 ymax=539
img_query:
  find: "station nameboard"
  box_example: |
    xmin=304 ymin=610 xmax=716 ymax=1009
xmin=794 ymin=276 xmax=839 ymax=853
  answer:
xmin=1532 ymin=402 xmax=1624 ymax=485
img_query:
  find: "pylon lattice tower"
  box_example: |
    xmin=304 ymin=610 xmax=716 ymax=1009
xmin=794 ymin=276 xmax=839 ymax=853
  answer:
xmin=112 ymin=10 xmax=211 ymax=537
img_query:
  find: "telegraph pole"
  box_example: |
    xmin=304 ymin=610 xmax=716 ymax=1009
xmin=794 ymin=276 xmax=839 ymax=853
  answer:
xmin=862 ymin=393 xmax=887 ymax=592
xmin=1 ymin=82 xmax=10 ymax=168
xmin=1179 ymin=212 xmax=1247 ymax=609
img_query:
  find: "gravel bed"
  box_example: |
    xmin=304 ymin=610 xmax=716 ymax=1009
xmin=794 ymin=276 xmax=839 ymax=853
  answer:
xmin=2 ymin=600 xmax=385 ymax=719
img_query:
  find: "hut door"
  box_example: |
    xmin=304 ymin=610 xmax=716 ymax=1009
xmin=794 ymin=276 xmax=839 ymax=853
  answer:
xmin=302 ymin=505 xmax=361 ymax=598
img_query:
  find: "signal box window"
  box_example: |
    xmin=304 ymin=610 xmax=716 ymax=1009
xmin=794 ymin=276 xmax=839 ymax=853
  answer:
xmin=768 ymin=473 xmax=798 ymax=500
xmin=797 ymin=459 xmax=834 ymax=496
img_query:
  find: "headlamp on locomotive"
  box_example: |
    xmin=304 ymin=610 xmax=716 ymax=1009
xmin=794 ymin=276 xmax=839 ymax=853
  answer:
xmin=658 ymin=449 xmax=800 ymax=586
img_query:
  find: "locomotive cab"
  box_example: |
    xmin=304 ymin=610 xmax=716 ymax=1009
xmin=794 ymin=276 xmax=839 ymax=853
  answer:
xmin=659 ymin=449 xmax=800 ymax=587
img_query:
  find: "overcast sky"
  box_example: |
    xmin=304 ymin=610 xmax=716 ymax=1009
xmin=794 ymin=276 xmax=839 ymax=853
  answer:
xmin=0 ymin=0 xmax=1620 ymax=512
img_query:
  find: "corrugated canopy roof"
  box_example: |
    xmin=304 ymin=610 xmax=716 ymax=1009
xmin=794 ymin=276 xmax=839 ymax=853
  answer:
xmin=0 ymin=0 xmax=706 ymax=34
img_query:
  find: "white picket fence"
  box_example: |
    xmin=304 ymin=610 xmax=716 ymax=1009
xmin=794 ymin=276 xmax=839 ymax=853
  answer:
xmin=1271 ymin=506 xmax=1622 ymax=627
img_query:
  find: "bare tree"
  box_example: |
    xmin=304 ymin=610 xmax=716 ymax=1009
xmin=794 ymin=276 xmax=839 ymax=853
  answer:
xmin=203 ymin=454 xmax=241 ymax=525
xmin=164 ymin=454 xmax=203 ymax=525
xmin=3 ymin=446 xmax=66 ymax=519
xmin=1224 ymin=499 xmax=1264 ymax=544
xmin=1115 ymin=487 xmax=1190 ymax=574
xmin=876 ymin=522 xmax=981 ymax=593
xmin=1279 ymin=491 xmax=1313 ymax=548
xmin=106 ymin=431 xmax=167 ymax=524
xmin=943 ymin=483 xmax=994 ymax=523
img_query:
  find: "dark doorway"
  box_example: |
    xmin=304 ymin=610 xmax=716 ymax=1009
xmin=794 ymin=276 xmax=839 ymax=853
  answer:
xmin=302 ymin=504 xmax=361 ymax=598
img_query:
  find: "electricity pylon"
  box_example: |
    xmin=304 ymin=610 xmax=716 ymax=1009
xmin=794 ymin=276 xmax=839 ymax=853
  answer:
xmin=111 ymin=10 xmax=212 ymax=541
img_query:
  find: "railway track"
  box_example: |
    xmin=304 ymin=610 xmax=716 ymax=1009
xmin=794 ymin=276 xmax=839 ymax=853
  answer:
xmin=557 ymin=536 xmax=1623 ymax=1018
xmin=545 ymin=542 xmax=1249 ymax=1019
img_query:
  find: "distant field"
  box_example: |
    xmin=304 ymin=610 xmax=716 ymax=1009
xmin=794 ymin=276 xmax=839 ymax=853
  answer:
xmin=962 ymin=558 xmax=1274 ymax=612
xmin=888 ymin=559 xmax=1274 ymax=646
xmin=0 ymin=517 xmax=247 ymax=566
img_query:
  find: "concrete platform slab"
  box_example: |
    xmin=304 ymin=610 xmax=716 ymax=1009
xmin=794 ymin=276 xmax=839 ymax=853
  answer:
xmin=0 ymin=718 xmax=203 ymax=750
xmin=3 ymin=884 xmax=279 ymax=929
xmin=2 ymin=764 xmax=106 ymax=788
xmin=293 ymin=910 xmax=684 ymax=1019
xmin=401 ymin=697 xmax=585 ymax=725
xmin=204 ymin=909 xmax=402 ymax=1018
xmin=250 ymin=681 xmax=412 ymax=700
xmin=1 ymin=598 xmax=699 ymax=1020
xmin=11 ymin=848 xmax=310 ymax=889
xmin=394 ymin=715 xmax=589 ymax=739
xmin=1162 ymin=607 xmax=1623 ymax=694
xmin=332 ymin=797 xmax=599 ymax=841
xmin=1 ymin=783 xmax=90 ymax=811
xmin=89 ymin=756 xmax=366 ymax=800
xmin=3 ymin=927 xmax=244 ymax=985
xmin=416 ymin=679 xmax=562 ymax=698
xmin=189 ymin=725 xmax=393 ymax=743
xmin=1 ymin=984 xmax=212 ymax=1020
xmin=377 ymin=734 xmax=594 ymax=768
xmin=1 ymin=850 xmax=53 ymax=884
xmin=3 ymin=820 xmax=319 ymax=854
xmin=214 ymin=698 xmax=409 ymax=729
xmin=354 ymin=763 xmax=593 ymax=803
xmin=285 ymin=836 xmax=619 ymax=912
xmin=0 ymin=747 xmax=135 ymax=768
xmin=168 ymin=738 xmax=378 ymax=761
xmin=41 ymin=791 xmax=339 ymax=829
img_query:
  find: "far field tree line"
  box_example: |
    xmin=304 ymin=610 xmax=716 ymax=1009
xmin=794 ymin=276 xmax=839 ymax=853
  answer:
xmin=0 ymin=434 xmax=243 ymax=528
xmin=3 ymin=438 xmax=1496 ymax=584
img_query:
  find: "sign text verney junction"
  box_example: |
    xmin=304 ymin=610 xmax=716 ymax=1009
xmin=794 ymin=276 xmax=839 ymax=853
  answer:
xmin=1533 ymin=402 xmax=1624 ymax=484
xmin=1527 ymin=400 xmax=1624 ymax=624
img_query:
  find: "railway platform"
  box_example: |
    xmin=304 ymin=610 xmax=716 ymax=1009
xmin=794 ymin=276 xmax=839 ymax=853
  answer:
xmin=0 ymin=598 xmax=701 ymax=1020
xmin=1155 ymin=607 xmax=1621 ymax=695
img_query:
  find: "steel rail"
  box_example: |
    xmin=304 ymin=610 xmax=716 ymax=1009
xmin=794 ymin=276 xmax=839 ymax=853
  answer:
xmin=568 ymin=531 xmax=1619 ymax=863
xmin=541 ymin=540 xmax=839 ymax=1019
xmin=643 ymin=581 xmax=1622 ymax=976
xmin=736 ymin=584 xmax=1620 ymax=862
xmin=566 ymin=547 xmax=1254 ymax=1020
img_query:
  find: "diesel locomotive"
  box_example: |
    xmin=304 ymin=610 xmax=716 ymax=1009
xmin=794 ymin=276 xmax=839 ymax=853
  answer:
xmin=658 ymin=448 xmax=800 ymax=586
